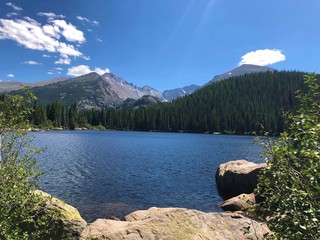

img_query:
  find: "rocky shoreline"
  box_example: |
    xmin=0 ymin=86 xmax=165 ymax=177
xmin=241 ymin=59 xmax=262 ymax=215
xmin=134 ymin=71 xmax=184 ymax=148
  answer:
xmin=39 ymin=159 xmax=270 ymax=239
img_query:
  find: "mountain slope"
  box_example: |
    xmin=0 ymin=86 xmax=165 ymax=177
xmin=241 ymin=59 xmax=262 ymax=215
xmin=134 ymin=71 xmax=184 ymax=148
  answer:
xmin=102 ymin=73 xmax=163 ymax=101
xmin=28 ymin=70 xmax=309 ymax=134
xmin=20 ymin=73 xmax=123 ymax=108
xmin=28 ymin=77 xmax=68 ymax=87
xmin=0 ymin=80 xmax=24 ymax=91
xmin=7 ymin=72 xmax=164 ymax=109
xmin=140 ymin=85 xmax=164 ymax=101
xmin=122 ymin=95 xmax=161 ymax=108
xmin=162 ymin=84 xmax=200 ymax=101
xmin=206 ymin=64 xmax=273 ymax=85
xmin=0 ymin=77 xmax=68 ymax=92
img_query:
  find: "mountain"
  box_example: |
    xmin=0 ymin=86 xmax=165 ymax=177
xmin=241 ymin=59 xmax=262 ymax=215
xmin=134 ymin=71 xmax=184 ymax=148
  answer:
xmin=206 ymin=64 xmax=274 ymax=85
xmin=14 ymin=72 xmax=123 ymax=108
xmin=0 ymin=80 xmax=24 ymax=91
xmin=162 ymin=84 xmax=200 ymax=101
xmin=1 ymin=64 xmax=274 ymax=109
xmin=140 ymin=85 xmax=165 ymax=101
xmin=101 ymin=73 xmax=164 ymax=101
xmin=7 ymin=72 xmax=164 ymax=109
xmin=100 ymin=70 xmax=306 ymax=134
xmin=122 ymin=95 xmax=161 ymax=108
xmin=0 ymin=77 xmax=68 ymax=92
xmin=162 ymin=65 xmax=273 ymax=100
xmin=28 ymin=77 xmax=68 ymax=87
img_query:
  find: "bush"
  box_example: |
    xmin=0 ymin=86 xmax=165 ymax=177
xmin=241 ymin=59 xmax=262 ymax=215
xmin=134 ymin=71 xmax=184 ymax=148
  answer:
xmin=0 ymin=91 xmax=58 ymax=239
xmin=255 ymin=73 xmax=320 ymax=239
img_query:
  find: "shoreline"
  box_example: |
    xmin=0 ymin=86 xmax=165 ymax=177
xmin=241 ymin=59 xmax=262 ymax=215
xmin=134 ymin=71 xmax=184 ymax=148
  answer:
xmin=28 ymin=127 xmax=269 ymax=136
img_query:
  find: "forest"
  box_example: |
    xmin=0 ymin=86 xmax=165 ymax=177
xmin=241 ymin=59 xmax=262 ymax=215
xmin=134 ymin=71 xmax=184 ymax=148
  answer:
xmin=28 ymin=70 xmax=307 ymax=135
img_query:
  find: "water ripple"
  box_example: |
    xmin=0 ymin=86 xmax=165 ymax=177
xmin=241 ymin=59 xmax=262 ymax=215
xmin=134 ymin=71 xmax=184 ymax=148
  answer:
xmin=33 ymin=131 xmax=263 ymax=222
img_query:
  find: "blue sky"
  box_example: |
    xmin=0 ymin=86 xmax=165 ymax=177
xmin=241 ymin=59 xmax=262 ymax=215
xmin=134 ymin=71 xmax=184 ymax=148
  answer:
xmin=0 ymin=0 xmax=319 ymax=91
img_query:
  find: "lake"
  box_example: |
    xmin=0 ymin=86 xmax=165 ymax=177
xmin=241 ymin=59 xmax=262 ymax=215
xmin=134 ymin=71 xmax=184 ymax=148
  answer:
xmin=33 ymin=131 xmax=264 ymax=223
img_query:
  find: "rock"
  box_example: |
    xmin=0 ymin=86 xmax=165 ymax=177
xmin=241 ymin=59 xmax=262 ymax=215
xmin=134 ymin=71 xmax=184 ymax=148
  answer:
xmin=35 ymin=190 xmax=87 ymax=239
xmin=81 ymin=207 xmax=270 ymax=240
xmin=215 ymin=160 xmax=266 ymax=198
xmin=221 ymin=193 xmax=256 ymax=211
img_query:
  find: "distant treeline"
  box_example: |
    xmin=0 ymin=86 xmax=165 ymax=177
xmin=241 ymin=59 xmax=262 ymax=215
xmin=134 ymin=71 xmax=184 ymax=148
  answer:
xmin=30 ymin=71 xmax=307 ymax=135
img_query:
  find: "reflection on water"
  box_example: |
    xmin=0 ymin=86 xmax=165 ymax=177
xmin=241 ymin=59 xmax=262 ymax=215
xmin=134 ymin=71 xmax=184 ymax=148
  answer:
xmin=33 ymin=131 xmax=263 ymax=222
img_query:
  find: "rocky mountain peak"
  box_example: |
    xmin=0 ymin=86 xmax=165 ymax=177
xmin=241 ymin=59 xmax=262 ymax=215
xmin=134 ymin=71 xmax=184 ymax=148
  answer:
xmin=162 ymin=84 xmax=200 ymax=101
xmin=206 ymin=64 xmax=274 ymax=85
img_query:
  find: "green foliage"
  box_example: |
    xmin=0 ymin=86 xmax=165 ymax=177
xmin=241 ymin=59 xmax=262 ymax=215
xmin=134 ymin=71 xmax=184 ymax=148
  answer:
xmin=0 ymin=91 xmax=58 ymax=239
xmin=255 ymin=73 xmax=320 ymax=239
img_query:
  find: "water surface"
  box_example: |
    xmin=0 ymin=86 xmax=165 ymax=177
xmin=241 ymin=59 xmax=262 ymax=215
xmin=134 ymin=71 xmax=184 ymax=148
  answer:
xmin=34 ymin=131 xmax=263 ymax=222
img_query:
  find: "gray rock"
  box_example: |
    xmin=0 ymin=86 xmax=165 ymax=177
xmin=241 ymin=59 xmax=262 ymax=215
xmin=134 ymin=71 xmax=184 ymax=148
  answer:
xmin=221 ymin=193 xmax=256 ymax=211
xmin=81 ymin=207 xmax=270 ymax=240
xmin=215 ymin=160 xmax=266 ymax=198
xmin=35 ymin=190 xmax=87 ymax=239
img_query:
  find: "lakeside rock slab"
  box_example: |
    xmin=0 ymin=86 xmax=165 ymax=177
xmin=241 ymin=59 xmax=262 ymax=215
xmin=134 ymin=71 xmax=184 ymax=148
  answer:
xmin=221 ymin=193 xmax=256 ymax=211
xmin=215 ymin=160 xmax=266 ymax=198
xmin=35 ymin=190 xmax=87 ymax=239
xmin=81 ymin=207 xmax=270 ymax=240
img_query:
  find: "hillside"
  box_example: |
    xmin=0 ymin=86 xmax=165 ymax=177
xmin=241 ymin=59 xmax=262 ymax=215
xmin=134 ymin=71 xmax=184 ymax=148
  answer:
xmin=162 ymin=70 xmax=304 ymax=134
xmin=0 ymin=77 xmax=68 ymax=92
xmin=101 ymin=73 xmax=163 ymax=101
xmin=19 ymin=73 xmax=123 ymax=108
xmin=122 ymin=95 xmax=161 ymax=108
xmin=108 ymin=70 xmax=307 ymax=134
xmin=8 ymin=72 xmax=164 ymax=109
xmin=29 ymin=70 xmax=308 ymax=134
xmin=206 ymin=64 xmax=274 ymax=85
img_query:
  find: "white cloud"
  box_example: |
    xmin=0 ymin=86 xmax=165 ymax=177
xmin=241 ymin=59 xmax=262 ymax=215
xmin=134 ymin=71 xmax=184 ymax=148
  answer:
xmin=57 ymin=43 xmax=81 ymax=56
xmin=50 ymin=19 xmax=85 ymax=43
xmin=83 ymin=55 xmax=91 ymax=61
xmin=67 ymin=65 xmax=110 ymax=77
xmin=23 ymin=60 xmax=40 ymax=65
xmin=96 ymin=38 xmax=103 ymax=42
xmin=94 ymin=67 xmax=110 ymax=75
xmin=94 ymin=68 xmax=110 ymax=75
xmin=37 ymin=12 xmax=65 ymax=20
xmin=6 ymin=12 xmax=19 ymax=18
xmin=239 ymin=49 xmax=285 ymax=66
xmin=76 ymin=16 xmax=89 ymax=22
xmin=55 ymin=57 xmax=71 ymax=65
xmin=42 ymin=24 xmax=60 ymax=38
xmin=67 ymin=65 xmax=90 ymax=76
xmin=0 ymin=17 xmax=85 ymax=65
xmin=6 ymin=2 xmax=23 ymax=11
xmin=76 ymin=16 xmax=99 ymax=26
xmin=42 ymin=54 xmax=51 ymax=58
xmin=48 ymin=67 xmax=64 ymax=75
xmin=7 ymin=73 xmax=14 ymax=78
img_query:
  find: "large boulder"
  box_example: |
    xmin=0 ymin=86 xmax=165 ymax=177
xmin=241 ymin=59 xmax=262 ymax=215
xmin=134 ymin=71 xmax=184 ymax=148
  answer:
xmin=35 ymin=190 xmax=87 ymax=239
xmin=81 ymin=207 xmax=270 ymax=240
xmin=220 ymin=193 xmax=256 ymax=211
xmin=215 ymin=160 xmax=266 ymax=198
